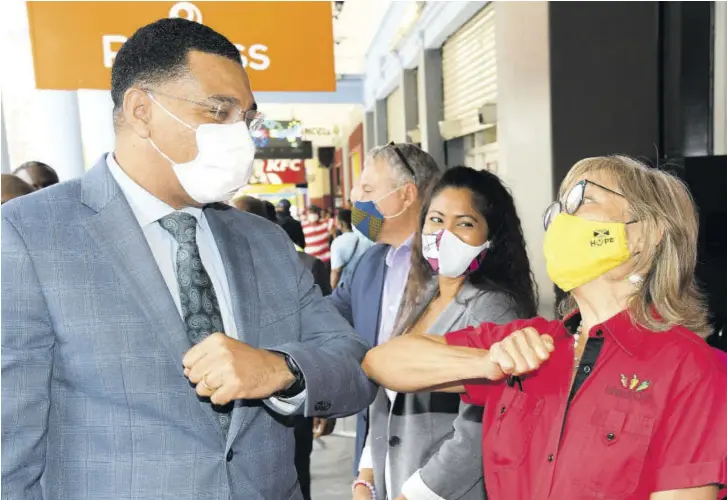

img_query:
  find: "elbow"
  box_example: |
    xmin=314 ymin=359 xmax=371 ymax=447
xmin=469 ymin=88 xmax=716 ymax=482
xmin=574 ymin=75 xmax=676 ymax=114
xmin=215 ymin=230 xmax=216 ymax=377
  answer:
xmin=361 ymin=348 xmax=378 ymax=380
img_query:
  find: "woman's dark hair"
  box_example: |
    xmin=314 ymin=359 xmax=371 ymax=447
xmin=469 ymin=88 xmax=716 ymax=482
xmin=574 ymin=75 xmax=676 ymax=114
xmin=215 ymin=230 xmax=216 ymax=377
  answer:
xmin=403 ymin=166 xmax=538 ymax=320
xmin=337 ymin=208 xmax=352 ymax=230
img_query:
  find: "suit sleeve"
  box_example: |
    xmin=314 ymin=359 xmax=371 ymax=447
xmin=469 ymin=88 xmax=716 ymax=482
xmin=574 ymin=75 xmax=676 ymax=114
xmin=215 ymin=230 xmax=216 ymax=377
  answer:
xmin=269 ymin=242 xmax=377 ymax=418
xmin=1 ymin=218 xmax=54 ymax=500
xmin=327 ymin=265 xmax=354 ymax=325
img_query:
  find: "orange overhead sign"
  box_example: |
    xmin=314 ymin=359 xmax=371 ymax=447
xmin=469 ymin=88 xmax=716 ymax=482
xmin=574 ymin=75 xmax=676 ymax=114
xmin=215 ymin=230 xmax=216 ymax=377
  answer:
xmin=26 ymin=1 xmax=335 ymax=92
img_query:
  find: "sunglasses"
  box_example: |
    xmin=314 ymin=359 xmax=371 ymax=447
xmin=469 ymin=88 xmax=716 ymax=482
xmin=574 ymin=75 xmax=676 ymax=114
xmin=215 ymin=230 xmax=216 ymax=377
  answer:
xmin=388 ymin=141 xmax=417 ymax=182
xmin=542 ymin=179 xmax=628 ymax=230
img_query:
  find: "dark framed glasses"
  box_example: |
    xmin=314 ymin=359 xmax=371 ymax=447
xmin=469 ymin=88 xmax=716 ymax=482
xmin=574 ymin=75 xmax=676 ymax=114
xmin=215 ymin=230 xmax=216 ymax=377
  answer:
xmin=542 ymin=179 xmax=627 ymax=230
xmin=388 ymin=141 xmax=417 ymax=182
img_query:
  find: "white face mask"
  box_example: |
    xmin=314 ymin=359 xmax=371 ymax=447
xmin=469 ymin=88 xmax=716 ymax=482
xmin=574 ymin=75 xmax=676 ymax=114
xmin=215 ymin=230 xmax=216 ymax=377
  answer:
xmin=307 ymin=214 xmax=320 ymax=223
xmin=422 ymin=229 xmax=491 ymax=278
xmin=147 ymin=94 xmax=256 ymax=204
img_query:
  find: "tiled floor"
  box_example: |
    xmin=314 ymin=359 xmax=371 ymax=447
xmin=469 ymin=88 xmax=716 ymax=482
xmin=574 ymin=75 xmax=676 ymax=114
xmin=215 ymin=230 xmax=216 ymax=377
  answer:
xmin=309 ymin=423 xmax=357 ymax=499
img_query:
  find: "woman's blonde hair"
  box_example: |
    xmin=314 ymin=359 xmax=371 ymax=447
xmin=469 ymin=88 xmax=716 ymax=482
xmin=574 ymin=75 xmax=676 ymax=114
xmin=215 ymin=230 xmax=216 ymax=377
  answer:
xmin=558 ymin=155 xmax=711 ymax=338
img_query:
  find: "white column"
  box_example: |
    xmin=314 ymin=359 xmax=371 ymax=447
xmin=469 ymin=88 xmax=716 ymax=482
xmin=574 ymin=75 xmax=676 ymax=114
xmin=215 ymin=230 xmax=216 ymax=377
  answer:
xmin=78 ymin=90 xmax=115 ymax=168
xmin=34 ymin=90 xmax=85 ymax=181
xmin=495 ymin=1 xmax=556 ymax=318
xmin=1 ymin=108 xmax=10 ymax=173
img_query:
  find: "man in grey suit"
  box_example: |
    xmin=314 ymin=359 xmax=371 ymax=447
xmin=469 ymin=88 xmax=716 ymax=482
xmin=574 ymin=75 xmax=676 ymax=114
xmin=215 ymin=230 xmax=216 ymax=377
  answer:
xmin=1 ymin=18 xmax=376 ymax=500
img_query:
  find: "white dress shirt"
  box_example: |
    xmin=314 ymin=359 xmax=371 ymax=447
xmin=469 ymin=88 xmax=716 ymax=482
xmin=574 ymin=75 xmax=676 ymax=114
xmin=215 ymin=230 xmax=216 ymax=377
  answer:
xmin=106 ymin=154 xmax=304 ymax=413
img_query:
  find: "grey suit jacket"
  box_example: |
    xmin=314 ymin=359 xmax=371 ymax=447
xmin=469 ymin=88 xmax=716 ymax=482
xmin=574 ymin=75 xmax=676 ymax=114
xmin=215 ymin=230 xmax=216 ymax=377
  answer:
xmin=369 ymin=282 xmax=518 ymax=500
xmin=1 ymin=159 xmax=377 ymax=500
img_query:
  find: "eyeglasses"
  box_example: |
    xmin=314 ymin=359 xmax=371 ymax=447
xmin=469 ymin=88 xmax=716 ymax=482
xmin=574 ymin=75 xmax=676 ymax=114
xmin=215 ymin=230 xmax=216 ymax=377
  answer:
xmin=387 ymin=141 xmax=417 ymax=182
xmin=144 ymin=90 xmax=264 ymax=131
xmin=542 ymin=179 xmax=628 ymax=230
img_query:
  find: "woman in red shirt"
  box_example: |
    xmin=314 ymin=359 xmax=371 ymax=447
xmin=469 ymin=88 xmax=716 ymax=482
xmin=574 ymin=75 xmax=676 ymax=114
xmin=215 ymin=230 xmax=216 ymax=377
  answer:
xmin=362 ymin=155 xmax=727 ymax=500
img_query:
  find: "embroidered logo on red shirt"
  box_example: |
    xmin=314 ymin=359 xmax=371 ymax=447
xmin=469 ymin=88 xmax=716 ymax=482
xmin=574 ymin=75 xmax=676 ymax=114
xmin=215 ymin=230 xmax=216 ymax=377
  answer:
xmin=620 ymin=373 xmax=651 ymax=392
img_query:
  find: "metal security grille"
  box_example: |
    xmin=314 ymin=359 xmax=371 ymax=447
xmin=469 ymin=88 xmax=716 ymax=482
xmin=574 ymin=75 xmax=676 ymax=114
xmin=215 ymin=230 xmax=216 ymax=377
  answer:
xmin=441 ymin=4 xmax=497 ymax=138
xmin=386 ymin=86 xmax=406 ymax=143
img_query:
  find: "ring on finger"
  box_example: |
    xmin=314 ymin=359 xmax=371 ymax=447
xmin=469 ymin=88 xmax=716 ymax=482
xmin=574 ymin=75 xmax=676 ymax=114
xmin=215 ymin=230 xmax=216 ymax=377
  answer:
xmin=202 ymin=373 xmax=219 ymax=392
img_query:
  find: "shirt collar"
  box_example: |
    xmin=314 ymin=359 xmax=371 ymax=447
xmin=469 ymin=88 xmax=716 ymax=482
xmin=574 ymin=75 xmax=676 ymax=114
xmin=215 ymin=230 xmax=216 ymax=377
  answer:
xmin=106 ymin=153 xmax=202 ymax=228
xmin=563 ymin=309 xmax=647 ymax=356
xmin=385 ymin=233 xmax=415 ymax=267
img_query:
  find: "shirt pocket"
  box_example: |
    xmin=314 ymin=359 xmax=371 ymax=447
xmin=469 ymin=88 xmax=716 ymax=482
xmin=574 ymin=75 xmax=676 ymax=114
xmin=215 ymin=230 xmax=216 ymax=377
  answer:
xmin=483 ymin=386 xmax=545 ymax=470
xmin=575 ymin=408 xmax=655 ymax=498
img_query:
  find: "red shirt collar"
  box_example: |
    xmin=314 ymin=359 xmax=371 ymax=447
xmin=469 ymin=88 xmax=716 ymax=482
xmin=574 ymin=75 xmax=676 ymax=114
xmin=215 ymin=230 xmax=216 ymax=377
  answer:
xmin=563 ymin=309 xmax=648 ymax=356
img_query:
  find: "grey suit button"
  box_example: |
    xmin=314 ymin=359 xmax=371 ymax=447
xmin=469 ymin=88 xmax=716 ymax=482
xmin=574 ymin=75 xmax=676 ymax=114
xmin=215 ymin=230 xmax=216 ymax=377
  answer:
xmin=226 ymin=449 xmax=234 ymax=462
xmin=315 ymin=401 xmax=331 ymax=412
xmin=389 ymin=436 xmax=400 ymax=447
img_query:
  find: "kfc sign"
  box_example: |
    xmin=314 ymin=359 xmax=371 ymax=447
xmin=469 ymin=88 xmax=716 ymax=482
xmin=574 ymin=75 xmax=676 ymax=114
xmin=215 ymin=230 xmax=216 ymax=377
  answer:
xmin=250 ymin=159 xmax=307 ymax=185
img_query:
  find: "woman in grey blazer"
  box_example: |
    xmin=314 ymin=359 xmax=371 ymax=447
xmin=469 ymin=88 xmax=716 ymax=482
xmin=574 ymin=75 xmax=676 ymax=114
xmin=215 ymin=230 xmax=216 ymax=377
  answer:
xmin=353 ymin=166 xmax=538 ymax=500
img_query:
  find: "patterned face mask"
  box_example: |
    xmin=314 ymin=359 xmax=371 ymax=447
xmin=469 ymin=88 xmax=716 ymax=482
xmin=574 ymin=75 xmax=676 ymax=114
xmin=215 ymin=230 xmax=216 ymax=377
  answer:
xmin=351 ymin=186 xmax=407 ymax=242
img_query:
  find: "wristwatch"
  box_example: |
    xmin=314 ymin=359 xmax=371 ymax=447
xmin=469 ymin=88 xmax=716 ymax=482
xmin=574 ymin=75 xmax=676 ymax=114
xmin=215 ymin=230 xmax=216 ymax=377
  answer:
xmin=274 ymin=353 xmax=306 ymax=398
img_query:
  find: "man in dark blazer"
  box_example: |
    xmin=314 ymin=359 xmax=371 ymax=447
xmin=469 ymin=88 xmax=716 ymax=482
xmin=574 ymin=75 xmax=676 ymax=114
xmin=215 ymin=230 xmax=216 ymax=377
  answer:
xmin=328 ymin=143 xmax=440 ymax=482
xmin=276 ymin=198 xmax=306 ymax=250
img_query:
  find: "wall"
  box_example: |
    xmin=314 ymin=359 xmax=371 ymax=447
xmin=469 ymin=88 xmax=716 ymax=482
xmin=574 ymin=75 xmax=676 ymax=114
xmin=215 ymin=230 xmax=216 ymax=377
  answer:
xmin=549 ymin=2 xmax=661 ymax=190
xmin=306 ymin=157 xmax=331 ymax=209
xmin=495 ymin=1 xmax=555 ymax=317
xmin=362 ymin=1 xmax=487 ymax=110
xmin=716 ymin=1 xmax=727 ymax=155
xmin=348 ymin=122 xmax=364 ymax=194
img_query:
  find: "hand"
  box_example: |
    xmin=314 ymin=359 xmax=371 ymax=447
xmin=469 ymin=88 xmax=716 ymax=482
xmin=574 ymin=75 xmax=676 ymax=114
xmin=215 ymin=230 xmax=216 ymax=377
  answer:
xmin=353 ymin=484 xmax=373 ymax=500
xmin=182 ymin=333 xmax=295 ymax=405
xmin=313 ymin=418 xmax=336 ymax=438
xmin=394 ymin=496 xmax=407 ymax=500
xmin=483 ymin=327 xmax=554 ymax=381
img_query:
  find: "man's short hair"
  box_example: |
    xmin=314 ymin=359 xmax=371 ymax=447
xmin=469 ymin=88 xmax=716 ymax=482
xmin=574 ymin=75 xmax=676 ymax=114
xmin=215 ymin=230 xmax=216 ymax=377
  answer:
xmin=308 ymin=205 xmax=322 ymax=216
xmin=262 ymin=200 xmax=277 ymax=222
xmin=276 ymin=199 xmax=292 ymax=212
xmin=337 ymin=208 xmax=352 ymax=229
xmin=1 ymin=174 xmax=35 ymax=204
xmin=13 ymin=161 xmax=59 ymax=189
xmin=111 ymin=18 xmax=241 ymax=119
xmin=367 ymin=143 xmax=441 ymax=201
xmin=232 ymin=196 xmax=269 ymax=219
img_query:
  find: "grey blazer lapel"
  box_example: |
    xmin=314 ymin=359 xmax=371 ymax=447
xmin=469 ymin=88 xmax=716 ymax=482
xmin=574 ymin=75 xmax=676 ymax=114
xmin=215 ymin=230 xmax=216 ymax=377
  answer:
xmin=205 ymin=207 xmax=260 ymax=447
xmin=82 ymin=160 xmax=226 ymax=444
xmin=204 ymin=207 xmax=259 ymax=346
xmin=430 ymin=282 xmax=482 ymax=335
xmin=370 ymin=249 xmax=389 ymax=347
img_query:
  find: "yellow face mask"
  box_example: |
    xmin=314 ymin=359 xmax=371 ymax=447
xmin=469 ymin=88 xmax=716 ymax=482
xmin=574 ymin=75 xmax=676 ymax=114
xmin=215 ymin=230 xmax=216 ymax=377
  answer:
xmin=543 ymin=213 xmax=632 ymax=292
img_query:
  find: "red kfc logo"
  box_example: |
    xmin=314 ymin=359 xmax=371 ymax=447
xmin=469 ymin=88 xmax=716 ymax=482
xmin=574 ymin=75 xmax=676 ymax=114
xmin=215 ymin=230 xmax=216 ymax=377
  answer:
xmin=257 ymin=160 xmax=307 ymax=184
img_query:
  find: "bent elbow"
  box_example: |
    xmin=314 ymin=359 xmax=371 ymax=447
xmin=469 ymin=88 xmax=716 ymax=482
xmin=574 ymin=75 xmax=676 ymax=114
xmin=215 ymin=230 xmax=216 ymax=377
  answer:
xmin=361 ymin=349 xmax=375 ymax=378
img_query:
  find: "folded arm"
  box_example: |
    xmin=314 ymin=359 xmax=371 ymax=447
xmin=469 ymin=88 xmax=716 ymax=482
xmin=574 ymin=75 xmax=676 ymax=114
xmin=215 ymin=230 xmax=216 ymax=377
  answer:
xmin=270 ymin=243 xmax=377 ymax=418
xmin=362 ymin=334 xmax=492 ymax=393
xmin=363 ymin=327 xmax=555 ymax=394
